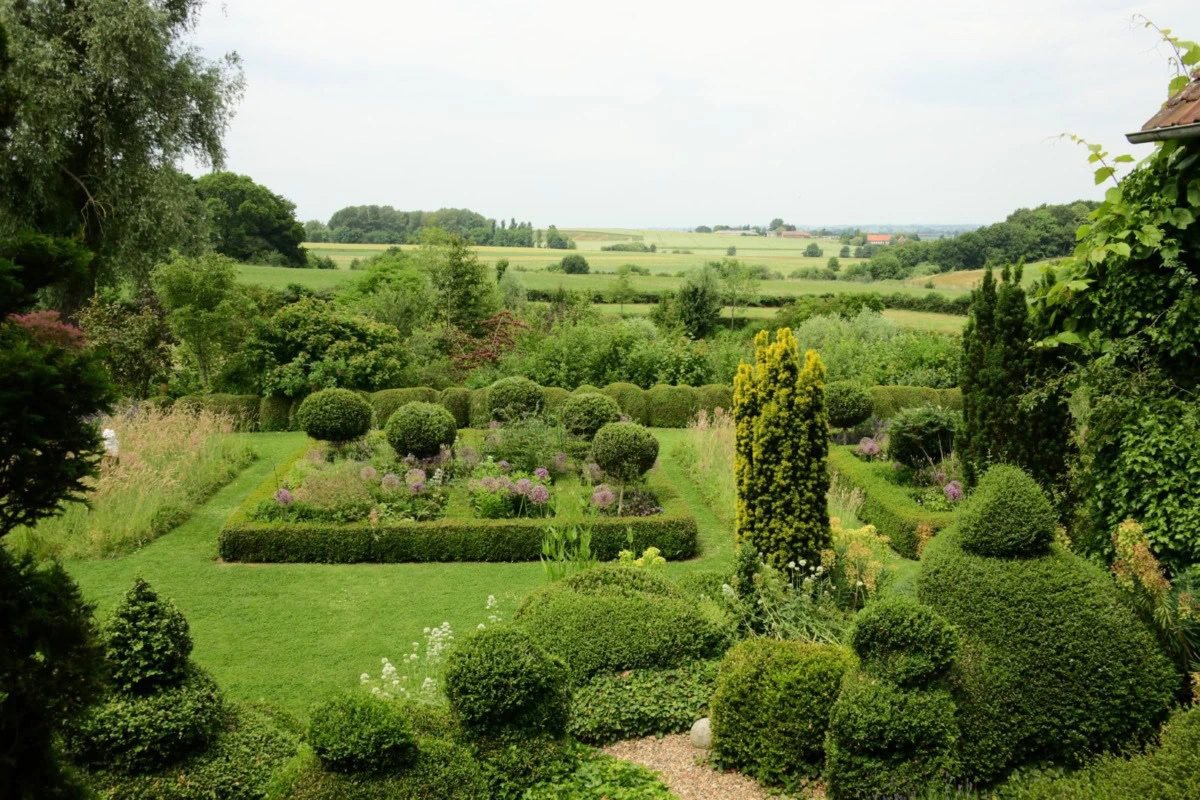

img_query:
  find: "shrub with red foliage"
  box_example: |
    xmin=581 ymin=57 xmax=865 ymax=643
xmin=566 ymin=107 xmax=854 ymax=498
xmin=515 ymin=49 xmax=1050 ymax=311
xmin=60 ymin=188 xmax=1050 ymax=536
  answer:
xmin=8 ymin=310 xmax=85 ymax=349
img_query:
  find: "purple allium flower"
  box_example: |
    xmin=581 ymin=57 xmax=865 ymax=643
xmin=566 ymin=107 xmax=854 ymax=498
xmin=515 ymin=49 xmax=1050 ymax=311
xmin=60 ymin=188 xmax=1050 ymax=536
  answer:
xmin=934 ymin=471 xmax=947 ymax=485
xmin=489 ymin=420 xmax=502 ymax=429
xmin=591 ymin=484 xmax=616 ymax=509
xmin=587 ymin=462 xmax=605 ymax=483
xmin=515 ymin=478 xmax=533 ymax=496
xmin=530 ymin=485 xmax=550 ymax=505
xmin=410 ymin=481 xmax=426 ymax=493
xmin=359 ymin=465 xmax=378 ymax=481
xmin=857 ymin=437 xmax=881 ymax=457
xmin=274 ymin=488 xmax=294 ymax=506
xmin=499 ymin=460 xmax=511 ymax=473
xmin=481 ymin=476 xmax=500 ymax=492
xmin=381 ymin=473 xmax=401 ymax=490
xmin=534 ymin=467 xmax=550 ymax=481
xmin=944 ymin=480 xmax=964 ymax=503
xmin=405 ymin=468 xmax=426 ymax=486
xmin=403 ymin=454 xmax=417 ymax=467
xmin=553 ymin=452 xmax=568 ymax=472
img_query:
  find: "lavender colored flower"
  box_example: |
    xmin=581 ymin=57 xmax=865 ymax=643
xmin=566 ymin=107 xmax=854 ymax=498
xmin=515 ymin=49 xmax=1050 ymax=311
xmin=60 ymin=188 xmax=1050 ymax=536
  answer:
xmin=944 ymin=480 xmax=964 ymax=503
xmin=405 ymin=468 xmax=427 ymax=486
xmin=410 ymin=481 xmax=426 ymax=494
xmin=530 ymin=485 xmax=550 ymax=506
xmin=274 ymin=488 xmax=294 ymax=506
xmin=499 ymin=460 xmax=511 ymax=473
xmin=534 ymin=467 xmax=550 ymax=481
xmin=553 ymin=452 xmax=568 ymax=472
xmin=381 ymin=473 xmax=401 ymax=491
xmin=481 ymin=476 xmax=500 ymax=492
xmin=857 ymin=437 xmax=881 ymax=457
xmin=591 ymin=484 xmax=616 ymax=509
xmin=359 ymin=465 xmax=378 ymax=481
xmin=587 ymin=462 xmax=605 ymax=483
xmin=515 ymin=478 xmax=533 ymax=496
xmin=489 ymin=420 xmax=502 ymax=429
xmin=403 ymin=454 xmax=417 ymax=467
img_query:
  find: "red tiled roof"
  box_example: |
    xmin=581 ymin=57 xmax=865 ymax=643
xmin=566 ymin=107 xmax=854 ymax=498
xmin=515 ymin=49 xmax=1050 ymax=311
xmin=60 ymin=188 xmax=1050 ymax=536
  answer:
xmin=1141 ymin=69 xmax=1200 ymax=132
xmin=866 ymin=234 xmax=892 ymax=243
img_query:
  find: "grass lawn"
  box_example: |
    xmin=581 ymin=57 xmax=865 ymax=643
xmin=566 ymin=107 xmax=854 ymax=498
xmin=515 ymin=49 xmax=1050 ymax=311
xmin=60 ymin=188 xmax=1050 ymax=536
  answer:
xmin=64 ymin=430 xmax=736 ymax=718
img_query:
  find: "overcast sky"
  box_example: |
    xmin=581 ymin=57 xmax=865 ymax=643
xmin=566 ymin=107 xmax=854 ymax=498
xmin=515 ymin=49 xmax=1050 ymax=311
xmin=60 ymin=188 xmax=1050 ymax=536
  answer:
xmin=190 ymin=0 xmax=1200 ymax=228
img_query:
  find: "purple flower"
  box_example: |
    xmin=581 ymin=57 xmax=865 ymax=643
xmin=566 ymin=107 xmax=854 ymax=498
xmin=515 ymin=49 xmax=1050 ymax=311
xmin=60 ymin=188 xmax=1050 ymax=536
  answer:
xmin=587 ymin=462 xmax=605 ymax=483
xmin=553 ymin=452 xmax=569 ymax=472
xmin=530 ymin=485 xmax=550 ymax=506
xmin=934 ymin=471 xmax=947 ymax=485
xmin=359 ymin=465 xmax=378 ymax=481
xmin=489 ymin=420 xmax=502 ymax=429
xmin=410 ymin=481 xmax=426 ymax=494
xmin=403 ymin=454 xmax=417 ymax=467
xmin=381 ymin=473 xmax=401 ymax=490
xmin=944 ymin=480 xmax=964 ymax=503
xmin=405 ymin=468 xmax=426 ymax=486
xmin=274 ymin=488 xmax=294 ymax=506
xmin=515 ymin=478 xmax=533 ymax=496
xmin=499 ymin=460 xmax=511 ymax=473
xmin=534 ymin=467 xmax=550 ymax=481
xmin=481 ymin=476 xmax=500 ymax=492
xmin=857 ymin=437 xmax=880 ymax=457
xmin=591 ymin=484 xmax=616 ymax=509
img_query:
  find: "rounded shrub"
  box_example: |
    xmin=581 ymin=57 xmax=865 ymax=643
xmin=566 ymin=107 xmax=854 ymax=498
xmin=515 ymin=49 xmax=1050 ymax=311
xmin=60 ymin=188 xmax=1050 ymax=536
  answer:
xmin=826 ymin=381 xmax=874 ymax=431
xmin=561 ymin=253 xmax=589 ymax=274
xmin=307 ymin=693 xmax=416 ymax=773
xmin=646 ymin=384 xmax=700 ymax=428
xmin=468 ymin=388 xmax=490 ymax=427
xmin=603 ymin=382 xmax=649 ymax=424
xmin=698 ymin=383 xmax=734 ymax=414
xmin=488 ymin=376 xmax=543 ymax=421
xmin=710 ymin=639 xmax=851 ymax=785
xmin=439 ymin=387 xmax=472 ymax=429
xmin=825 ymin=672 xmax=961 ymax=800
xmin=573 ymin=383 xmax=602 ymax=395
xmin=886 ymin=404 xmax=957 ymax=468
xmin=259 ymin=395 xmax=292 ymax=432
xmin=559 ymin=563 xmax=684 ymax=600
xmin=540 ymin=386 xmax=571 ymax=414
xmin=849 ymin=596 xmax=959 ymax=686
xmin=958 ymin=464 xmax=1056 ymax=558
xmin=104 ymin=578 xmax=193 ymax=694
xmin=371 ymin=388 xmax=440 ymax=428
xmin=591 ymin=422 xmax=659 ymax=482
xmin=443 ymin=625 xmax=570 ymax=736
xmin=385 ymin=401 xmax=457 ymax=459
xmin=297 ymin=389 xmax=372 ymax=443
xmin=918 ymin=527 xmax=1177 ymax=781
xmin=560 ymin=393 xmax=622 ymax=440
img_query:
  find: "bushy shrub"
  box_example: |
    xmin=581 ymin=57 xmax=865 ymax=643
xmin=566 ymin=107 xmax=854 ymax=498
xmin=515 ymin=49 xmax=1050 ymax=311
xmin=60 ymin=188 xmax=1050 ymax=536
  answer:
xmin=103 ymin=578 xmax=193 ymax=695
xmin=826 ymin=381 xmax=874 ymax=431
xmin=525 ymin=748 xmax=674 ymax=799
xmin=560 ymin=253 xmax=589 ymax=274
xmin=710 ymin=639 xmax=849 ymax=786
xmin=481 ymin=415 xmax=565 ymax=473
xmin=698 ymin=383 xmax=733 ymax=414
xmin=560 ymin=393 xmax=622 ymax=440
xmin=371 ymin=388 xmax=440 ymax=429
xmin=918 ymin=527 xmax=1177 ymax=781
xmin=297 ymin=389 xmax=373 ymax=443
xmin=886 ymin=404 xmax=957 ymax=468
xmin=824 ymin=672 xmax=961 ymax=800
xmin=603 ymin=382 xmax=649 ymax=424
xmin=439 ymin=387 xmax=471 ymax=428
xmin=957 ymin=465 xmax=1055 ymax=558
xmin=540 ymin=386 xmax=570 ymax=414
xmin=259 ymin=395 xmax=292 ymax=432
xmin=567 ymin=661 xmax=718 ymax=745
xmin=306 ymin=693 xmax=416 ymax=773
xmin=591 ymin=422 xmax=659 ymax=482
xmin=468 ymin=388 xmax=490 ymax=427
xmin=646 ymin=383 xmax=700 ymax=428
xmin=384 ymin=401 xmax=457 ymax=459
xmin=488 ymin=376 xmax=543 ymax=421
xmin=849 ymin=596 xmax=958 ymax=687
xmin=472 ymin=731 xmax=575 ymax=800
xmin=277 ymin=739 xmax=487 ymax=800
xmin=573 ymin=383 xmax=601 ymax=395
xmin=869 ymin=386 xmax=962 ymax=419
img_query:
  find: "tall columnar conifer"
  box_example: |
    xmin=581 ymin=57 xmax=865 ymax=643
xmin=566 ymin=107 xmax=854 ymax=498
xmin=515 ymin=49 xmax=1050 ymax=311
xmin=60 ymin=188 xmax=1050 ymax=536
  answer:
xmin=733 ymin=328 xmax=831 ymax=567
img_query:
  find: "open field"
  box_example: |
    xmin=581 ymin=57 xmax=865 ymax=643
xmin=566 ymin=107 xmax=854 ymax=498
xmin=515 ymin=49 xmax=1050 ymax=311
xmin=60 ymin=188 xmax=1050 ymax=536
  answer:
xmin=904 ymin=260 xmax=1050 ymax=291
xmin=591 ymin=303 xmax=965 ymax=334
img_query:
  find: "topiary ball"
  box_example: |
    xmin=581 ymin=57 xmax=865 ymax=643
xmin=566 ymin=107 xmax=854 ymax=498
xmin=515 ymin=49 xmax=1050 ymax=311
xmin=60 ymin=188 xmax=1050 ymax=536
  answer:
xmin=385 ymin=401 xmax=457 ymax=459
xmin=104 ymin=578 xmax=193 ymax=694
xmin=886 ymin=404 xmax=957 ymax=469
xmin=849 ymin=596 xmax=959 ymax=687
xmin=296 ymin=389 xmax=372 ymax=443
xmin=560 ymin=393 xmax=622 ymax=440
xmin=826 ymin=381 xmax=874 ymax=431
xmin=591 ymin=422 xmax=659 ymax=483
xmin=307 ymin=692 xmax=416 ymax=773
xmin=443 ymin=625 xmax=570 ymax=736
xmin=958 ymin=465 xmax=1056 ymax=558
xmin=488 ymin=376 xmax=543 ymax=422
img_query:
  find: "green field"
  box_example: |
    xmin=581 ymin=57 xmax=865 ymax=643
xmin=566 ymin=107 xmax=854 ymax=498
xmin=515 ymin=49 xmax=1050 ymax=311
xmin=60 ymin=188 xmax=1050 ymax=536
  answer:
xmin=593 ymin=303 xmax=965 ymax=333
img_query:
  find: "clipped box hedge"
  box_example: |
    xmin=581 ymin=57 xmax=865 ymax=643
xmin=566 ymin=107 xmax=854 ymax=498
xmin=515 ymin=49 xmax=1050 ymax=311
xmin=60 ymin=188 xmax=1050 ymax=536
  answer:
xmin=869 ymin=386 xmax=962 ymax=420
xmin=828 ymin=446 xmax=954 ymax=559
xmin=219 ymin=447 xmax=698 ymax=564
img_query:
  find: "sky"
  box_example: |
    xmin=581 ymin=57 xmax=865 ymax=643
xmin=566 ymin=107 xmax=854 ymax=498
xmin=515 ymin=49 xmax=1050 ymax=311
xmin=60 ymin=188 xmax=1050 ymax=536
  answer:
xmin=189 ymin=0 xmax=1200 ymax=228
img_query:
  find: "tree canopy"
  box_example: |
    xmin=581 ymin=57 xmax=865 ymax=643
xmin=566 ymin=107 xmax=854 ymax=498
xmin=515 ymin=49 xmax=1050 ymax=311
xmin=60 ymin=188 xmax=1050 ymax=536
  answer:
xmin=195 ymin=172 xmax=306 ymax=266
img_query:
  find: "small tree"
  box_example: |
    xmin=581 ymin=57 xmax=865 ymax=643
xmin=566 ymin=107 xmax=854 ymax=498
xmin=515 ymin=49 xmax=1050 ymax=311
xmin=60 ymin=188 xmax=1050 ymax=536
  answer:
xmin=151 ymin=252 xmax=247 ymax=389
xmin=78 ymin=296 xmax=172 ymax=399
xmin=608 ymin=263 xmax=636 ymax=314
xmin=840 ymin=245 xmax=851 ymax=258
xmin=804 ymin=243 xmax=823 ymax=258
xmin=561 ymin=253 xmax=589 ymax=274
xmin=726 ymin=245 xmax=737 ymax=256
xmin=717 ymin=258 xmax=758 ymax=327
xmin=676 ymin=264 xmax=722 ymax=338
xmin=827 ymin=256 xmax=840 ymax=272
xmin=734 ymin=328 xmax=830 ymax=567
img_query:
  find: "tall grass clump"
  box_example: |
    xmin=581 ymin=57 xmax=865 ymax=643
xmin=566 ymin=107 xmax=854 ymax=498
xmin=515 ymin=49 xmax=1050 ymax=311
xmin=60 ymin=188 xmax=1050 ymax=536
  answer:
xmin=673 ymin=407 xmax=736 ymax=524
xmin=11 ymin=407 xmax=255 ymax=559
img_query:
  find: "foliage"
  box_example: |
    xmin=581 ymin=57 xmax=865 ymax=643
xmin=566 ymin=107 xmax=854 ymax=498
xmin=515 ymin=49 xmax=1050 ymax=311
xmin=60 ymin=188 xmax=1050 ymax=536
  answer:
xmin=826 ymin=381 xmax=874 ymax=432
xmin=591 ymin=422 xmax=660 ymax=485
xmin=710 ymin=639 xmax=850 ymax=786
xmin=440 ymin=387 xmax=472 ymax=428
xmin=525 ymin=747 xmax=676 ymax=800
xmin=78 ymin=296 xmax=172 ymax=399
xmin=306 ymin=693 xmax=416 ymax=773
xmin=560 ymin=253 xmax=590 ymax=274
xmin=370 ymin=387 xmax=440 ymax=430
xmin=566 ymin=660 xmax=718 ymax=745
xmin=481 ymin=416 xmax=565 ymax=473
xmin=443 ymin=625 xmax=570 ymax=736
xmin=425 ymin=233 xmax=499 ymax=335
xmin=560 ymin=392 xmax=622 ymax=440
xmin=886 ymin=404 xmax=957 ymax=469
xmin=447 ymin=311 xmax=530 ymax=375
xmin=277 ymin=739 xmax=486 ymax=800
xmin=384 ymin=401 xmax=457 ymax=459
xmin=673 ymin=408 xmax=736 ymax=524
xmin=297 ymin=389 xmax=373 ymax=444
xmin=488 ymin=376 xmax=544 ymax=421
xmin=849 ymin=596 xmax=958 ymax=687
xmin=869 ymin=385 xmax=962 ymax=419
xmin=791 ymin=310 xmax=961 ymax=388
xmin=541 ymin=521 xmax=597 ymax=582
xmin=196 ymin=172 xmax=306 ymax=265
xmin=674 ymin=263 xmax=722 ymax=338
xmin=103 ymin=579 xmax=192 ymax=695
xmin=645 ymin=383 xmax=701 ymax=427
xmin=734 ymin=327 xmax=830 ymax=568
xmin=824 ymin=673 xmax=961 ymax=800
xmin=319 ymin=204 xmax=531 ymax=246
xmin=918 ymin=526 xmax=1178 ymax=781
xmin=957 ymin=465 xmax=1055 ymax=558
xmin=337 ymin=250 xmax=435 ymax=337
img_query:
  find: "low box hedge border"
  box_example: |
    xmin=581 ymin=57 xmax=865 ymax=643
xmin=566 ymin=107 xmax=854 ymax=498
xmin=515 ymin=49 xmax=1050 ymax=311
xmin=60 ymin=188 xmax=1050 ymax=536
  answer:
xmin=828 ymin=446 xmax=954 ymax=559
xmin=218 ymin=444 xmax=699 ymax=564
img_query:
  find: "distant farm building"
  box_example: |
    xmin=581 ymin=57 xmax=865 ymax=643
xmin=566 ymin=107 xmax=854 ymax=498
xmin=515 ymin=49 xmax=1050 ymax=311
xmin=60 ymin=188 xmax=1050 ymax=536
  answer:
xmin=774 ymin=230 xmax=813 ymax=238
xmin=866 ymin=234 xmax=893 ymax=245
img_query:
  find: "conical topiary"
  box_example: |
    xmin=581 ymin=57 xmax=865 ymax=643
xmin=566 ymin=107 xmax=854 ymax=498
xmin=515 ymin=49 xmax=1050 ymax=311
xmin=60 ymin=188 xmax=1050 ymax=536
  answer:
xmin=103 ymin=578 xmax=193 ymax=694
xmin=957 ymin=465 xmax=1056 ymax=558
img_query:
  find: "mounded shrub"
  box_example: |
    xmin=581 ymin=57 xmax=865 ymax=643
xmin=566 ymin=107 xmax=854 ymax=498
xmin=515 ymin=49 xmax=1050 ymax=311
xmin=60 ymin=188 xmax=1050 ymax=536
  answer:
xmin=472 ymin=731 xmax=575 ymax=800
xmin=468 ymin=388 xmax=490 ymax=427
xmin=869 ymin=386 xmax=962 ymax=420
xmin=560 ymin=393 xmax=622 ymax=440
xmin=710 ymin=639 xmax=850 ymax=786
xmin=540 ymin=386 xmax=571 ymax=414
xmin=958 ymin=465 xmax=1055 ymax=558
xmin=488 ymin=376 xmax=543 ymax=421
xmin=826 ymin=381 xmax=874 ymax=431
xmin=886 ymin=404 xmax=957 ymax=468
xmin=371 ymin=388 xmax=440 ymax=429
xmin=646 ymin=383 xmax=700 ymax=428
xmin=276 ymin=738 xmax=487 ymax=800
xmin=439 ymin=387 xmax=472 ymax=428
xmin=603 ymin=382 xmax=649 ymax=424
xmin=444 ymin=625 xmax=570 ymax=736
xmin=918 ymin=527 xmax=1177 ymax=781
xmin=591 ymin=422 xmax=659 ymax=482
xmin=104 ymin=578 xmax=193 ymax=695
xmin=306 ymin=693 xmax=416 ymax=773
xmin=824 ymin=672 xmax=961 ymax=800
xmin=567 ymin=660 xmax=719 ymax=745
xmin=259 ymin=395 xmax=292 ymax=432
xmin=384 ymin=401 xmax=457 ymax=459
xmin=573 ymin=384 xmax=602 ymax=395
xmin=849 ymin=596 xmax=958 ymax=687
xmin=555 ymin=563 xmax=684 ymax=600
xmin=297 ymin=389 xmax=373 ymax=443
xmin=698 ymin=383 xmax=734 ymax=414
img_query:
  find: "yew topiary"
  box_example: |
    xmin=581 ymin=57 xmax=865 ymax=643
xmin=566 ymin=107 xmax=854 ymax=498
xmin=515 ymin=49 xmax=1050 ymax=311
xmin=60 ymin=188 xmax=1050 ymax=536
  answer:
xmin=104 ymin=578 xmax=193 ymax=694
xmin=958 ymin=464 xmax=1056 ymax=558
xmin=385 ymin=402 xmax=457 ymax=459
xmin=488 ymin=376 xmax=543 ymax=421
xmin=560 ymin=393 xmax=621 ymax=440
xmin=296 ymin=388 xmax=372 ymax=443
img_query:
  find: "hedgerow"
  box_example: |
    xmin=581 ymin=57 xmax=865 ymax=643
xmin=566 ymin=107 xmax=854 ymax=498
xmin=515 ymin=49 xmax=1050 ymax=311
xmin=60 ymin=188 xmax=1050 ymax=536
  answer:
xmin=370 ymin=388 xmax=439 ymax=429
xmin=646 ymin=384 xmax=700 ymax=427
xmin=603 ymin=382 xmax=649 ymax=424
xmin=868 ymin=386 xmax=962 ymax=420
xmin=439 ymin=387 xmax=472 ymax=428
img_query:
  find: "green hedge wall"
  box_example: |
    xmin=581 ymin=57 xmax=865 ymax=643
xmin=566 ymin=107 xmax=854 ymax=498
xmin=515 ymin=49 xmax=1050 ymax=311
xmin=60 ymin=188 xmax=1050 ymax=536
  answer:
xmin=371 ymin=388 xmax=441 ymax=428
xmin=646 ymin=384 xmax=700 ymax=428
xmin=468 ymin=388 xmax=490 ymax=428
xmin=869 ymin=386 xmax=962 ymax=420
xmin=603 ymin=382 xmax=650 ymax=425
xmin=440 ymin=388 xmax=472 ymax=429
xmin=828 ymin=447 xmax=954 ymax=559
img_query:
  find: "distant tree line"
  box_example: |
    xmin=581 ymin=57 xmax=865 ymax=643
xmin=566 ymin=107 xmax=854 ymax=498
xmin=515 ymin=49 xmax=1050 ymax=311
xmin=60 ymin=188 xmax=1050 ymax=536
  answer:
xmin=304 ymin=206 xmax=539 ymax=247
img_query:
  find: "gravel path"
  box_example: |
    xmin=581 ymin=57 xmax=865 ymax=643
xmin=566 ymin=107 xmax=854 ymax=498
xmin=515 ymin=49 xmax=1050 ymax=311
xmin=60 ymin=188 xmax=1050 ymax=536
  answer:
xmin=604 ymin=735 xmax=823 ymax=800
